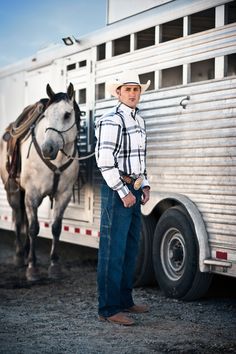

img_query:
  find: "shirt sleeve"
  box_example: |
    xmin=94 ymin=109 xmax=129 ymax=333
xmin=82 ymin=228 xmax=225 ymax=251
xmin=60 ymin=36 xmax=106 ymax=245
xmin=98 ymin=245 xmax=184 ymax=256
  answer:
xmin=141 ymin=120 xmax=150 ymax=189
xmin=95 ymin=117 xmax=130 ymax=198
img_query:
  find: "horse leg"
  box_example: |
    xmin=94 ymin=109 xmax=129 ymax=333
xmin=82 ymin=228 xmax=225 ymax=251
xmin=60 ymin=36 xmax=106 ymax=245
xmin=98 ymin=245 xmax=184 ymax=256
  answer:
xmin=23 ymin=218 xmax=30 ymax=265
xmin=26 ymin=218 xmax=40 ymax=281
xmin=48 ymin=194 xmax=71 ymax=279
xmin=48 ymin=217 xmax=63 ymax=279
xmin=6 ymin=189 xmax=25 ymax=267
xmin=13 ymin=209 xmax=25 ymax=267
xmin=24 ymin=195 xmax=41 ymax=282
xmin=16 ymin=194 xmax=30 ymax=267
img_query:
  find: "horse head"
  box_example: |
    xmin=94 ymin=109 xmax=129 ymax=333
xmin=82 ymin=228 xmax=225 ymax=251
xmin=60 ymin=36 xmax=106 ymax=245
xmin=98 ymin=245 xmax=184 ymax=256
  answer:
xmin=41 ymin=83 xmax=80 ymax=160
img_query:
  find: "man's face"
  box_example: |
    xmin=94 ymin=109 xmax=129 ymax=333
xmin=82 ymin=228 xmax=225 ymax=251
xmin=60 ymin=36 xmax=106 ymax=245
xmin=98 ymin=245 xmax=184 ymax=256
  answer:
xmin=116 ymin=85 xmax=141 ymax=109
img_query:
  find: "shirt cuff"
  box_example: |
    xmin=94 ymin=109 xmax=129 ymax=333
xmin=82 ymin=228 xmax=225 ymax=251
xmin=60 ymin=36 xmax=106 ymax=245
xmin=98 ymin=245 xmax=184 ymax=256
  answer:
xmin=117 ymin=185 xmax=130 ymax=198
xmin=141 ymin=179 xmax=150 ymax=189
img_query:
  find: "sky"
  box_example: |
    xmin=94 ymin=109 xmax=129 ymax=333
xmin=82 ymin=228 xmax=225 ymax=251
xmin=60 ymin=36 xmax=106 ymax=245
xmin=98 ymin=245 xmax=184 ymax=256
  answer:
xmin=0 ymin=0 xmax=107 ymax=68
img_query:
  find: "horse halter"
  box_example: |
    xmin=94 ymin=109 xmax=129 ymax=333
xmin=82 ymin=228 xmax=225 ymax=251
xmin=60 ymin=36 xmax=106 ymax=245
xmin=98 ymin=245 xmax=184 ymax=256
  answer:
xmin=45 ymin=120 xmax=77 ymax=151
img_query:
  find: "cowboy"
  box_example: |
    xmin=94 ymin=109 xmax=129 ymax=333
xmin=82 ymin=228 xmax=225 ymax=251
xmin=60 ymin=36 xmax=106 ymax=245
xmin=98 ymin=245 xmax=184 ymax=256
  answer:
xmin=95 ymin=70 xmax=151 ymax=326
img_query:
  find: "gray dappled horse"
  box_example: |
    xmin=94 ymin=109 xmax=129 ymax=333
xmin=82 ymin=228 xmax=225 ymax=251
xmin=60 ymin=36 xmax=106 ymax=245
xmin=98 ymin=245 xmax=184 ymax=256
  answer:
xmin=0 ymin=83 xmax=81 ymax=281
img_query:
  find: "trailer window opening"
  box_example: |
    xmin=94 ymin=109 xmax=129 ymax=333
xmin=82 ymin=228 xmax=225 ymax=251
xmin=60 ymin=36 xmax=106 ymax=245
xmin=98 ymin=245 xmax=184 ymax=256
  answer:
xmin=78 ymin=88 xmax=86 ymax=104
xmin=160 ymin=18 xmax=183 ymax=43
xmin=160 ymin=66 xmax=183 ymax=88
xmin=95 ymin=83 xmax=105 ymax=100
xmin=67 ymin=63 xmax=76 ymax=71
xmin=139 ymin=72 xmax=155 ymax=91
xmin=225 ymin=0 xmax=236 ymax=24
xmin=113 ymin=35 xmax=130 ymax=56
xmin=189 ymin=8 xmax=215 ymax=35
xmin=225 ymin=53 xmax=236 ymax=77
xmin=97 ymin=43 xmax=106 ymax=61
xmin=79 ymin=60 xmax=87 ymax=68
xmin=190 ymin=59 xmax=215 ymax=83
xmin=135 ymin=27 xmax=155 ymax=50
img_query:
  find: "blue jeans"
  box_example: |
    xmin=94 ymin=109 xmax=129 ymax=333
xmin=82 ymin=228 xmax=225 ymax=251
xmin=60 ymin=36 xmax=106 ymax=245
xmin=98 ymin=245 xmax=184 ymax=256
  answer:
xmin=97 ymin=182 xmax=142 ymax=318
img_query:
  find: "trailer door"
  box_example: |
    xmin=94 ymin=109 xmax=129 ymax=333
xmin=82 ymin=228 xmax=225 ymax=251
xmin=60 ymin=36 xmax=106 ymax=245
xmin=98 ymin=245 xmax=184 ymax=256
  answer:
xmin=62 ymin=49 xmax=95 ymax=224
xmin=25 ymin=65 xmax=53 ymax=105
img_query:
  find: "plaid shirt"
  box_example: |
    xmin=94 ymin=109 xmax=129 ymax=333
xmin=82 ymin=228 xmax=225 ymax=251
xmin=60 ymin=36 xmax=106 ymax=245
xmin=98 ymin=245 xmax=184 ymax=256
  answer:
xmin=95 ymin=103 xmax=149 ymax=198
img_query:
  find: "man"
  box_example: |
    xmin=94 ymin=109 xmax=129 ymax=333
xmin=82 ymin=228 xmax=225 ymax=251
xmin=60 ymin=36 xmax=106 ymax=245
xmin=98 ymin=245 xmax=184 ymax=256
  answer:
xmin=95 ymin=70 xmax=151 ymax=326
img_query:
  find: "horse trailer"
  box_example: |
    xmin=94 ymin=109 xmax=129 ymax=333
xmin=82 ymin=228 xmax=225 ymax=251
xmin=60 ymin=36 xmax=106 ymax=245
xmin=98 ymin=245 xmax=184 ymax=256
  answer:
xmin=0 ymin=0 xmax=236 ymax=300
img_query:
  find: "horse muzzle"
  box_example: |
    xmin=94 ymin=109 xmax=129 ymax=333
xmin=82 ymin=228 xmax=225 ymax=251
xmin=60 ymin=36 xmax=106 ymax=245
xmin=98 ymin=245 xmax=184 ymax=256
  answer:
xmin=41 ymin=141 xmax=59 ymax=160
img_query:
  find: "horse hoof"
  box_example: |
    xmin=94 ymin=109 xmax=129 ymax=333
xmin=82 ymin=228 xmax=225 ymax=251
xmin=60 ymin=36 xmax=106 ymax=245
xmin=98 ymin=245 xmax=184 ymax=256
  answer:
xmin=14 ymin=254 xmax=25 ymax=267
xmin=26 ymin=266 xmax=40 ymax=282
xmin=48 ymin=263 xmax=62 ymax=279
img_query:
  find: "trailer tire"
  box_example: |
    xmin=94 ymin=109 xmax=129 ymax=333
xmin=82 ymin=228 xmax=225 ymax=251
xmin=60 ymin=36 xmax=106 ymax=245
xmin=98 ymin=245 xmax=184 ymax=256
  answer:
xmin=152 ymin=207 xmax=212 ymax=300
xmin=134 ymin=215 xmax=156 ymax=287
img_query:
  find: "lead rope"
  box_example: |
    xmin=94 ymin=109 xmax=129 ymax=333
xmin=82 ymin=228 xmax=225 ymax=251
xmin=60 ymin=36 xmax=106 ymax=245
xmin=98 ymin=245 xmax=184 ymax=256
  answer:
xmin=61 ymin=150 xmax=95 ymax=161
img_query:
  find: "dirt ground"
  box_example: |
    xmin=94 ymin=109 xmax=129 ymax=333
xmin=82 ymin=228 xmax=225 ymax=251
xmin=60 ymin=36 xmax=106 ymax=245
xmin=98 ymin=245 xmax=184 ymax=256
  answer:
xmin=0 ymin=230 xmax=236 ymax=354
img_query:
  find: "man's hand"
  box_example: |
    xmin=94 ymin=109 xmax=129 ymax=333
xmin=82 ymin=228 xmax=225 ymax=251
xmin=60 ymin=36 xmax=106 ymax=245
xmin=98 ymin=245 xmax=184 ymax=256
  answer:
xmin=141 ymin=187 xmax=150 ymax=205
xmin=122 ymin=192 xmax=136 ymax=208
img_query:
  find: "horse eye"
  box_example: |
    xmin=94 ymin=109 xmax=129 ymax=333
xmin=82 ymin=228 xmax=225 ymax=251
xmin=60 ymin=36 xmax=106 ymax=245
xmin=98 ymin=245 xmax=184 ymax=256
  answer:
xmin=64 ymin=112 xmax=71 ymax=120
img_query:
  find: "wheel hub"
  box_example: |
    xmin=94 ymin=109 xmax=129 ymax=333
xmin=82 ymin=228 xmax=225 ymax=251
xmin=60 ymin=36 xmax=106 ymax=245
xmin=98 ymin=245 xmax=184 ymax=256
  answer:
xmin=161 ymin=228 xmax=186 ymax=281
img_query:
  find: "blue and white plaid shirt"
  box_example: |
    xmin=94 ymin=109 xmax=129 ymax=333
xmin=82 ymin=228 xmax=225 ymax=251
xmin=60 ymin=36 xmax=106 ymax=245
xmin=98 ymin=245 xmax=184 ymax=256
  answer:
xmin=95 ymin=103 xmax=149 ymax=198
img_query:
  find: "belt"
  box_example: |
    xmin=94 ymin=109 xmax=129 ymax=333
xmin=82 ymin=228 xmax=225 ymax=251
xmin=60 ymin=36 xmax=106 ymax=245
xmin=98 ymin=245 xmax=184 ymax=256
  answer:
xmin=121 ymin=174 xmax=143 ymax=190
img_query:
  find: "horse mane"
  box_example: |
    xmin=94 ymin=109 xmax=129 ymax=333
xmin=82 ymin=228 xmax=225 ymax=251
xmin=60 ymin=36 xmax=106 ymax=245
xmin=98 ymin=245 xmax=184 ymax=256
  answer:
xmin=73 ymin=100 xmax=81 ymax=132
xmin=47 ymin=92 xmax=69 ymax=105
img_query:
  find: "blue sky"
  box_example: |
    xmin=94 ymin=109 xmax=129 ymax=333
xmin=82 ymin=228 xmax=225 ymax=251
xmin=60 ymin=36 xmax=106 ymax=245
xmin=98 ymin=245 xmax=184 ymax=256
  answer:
xmin=0 ymin=0 xmax=106 ymax=68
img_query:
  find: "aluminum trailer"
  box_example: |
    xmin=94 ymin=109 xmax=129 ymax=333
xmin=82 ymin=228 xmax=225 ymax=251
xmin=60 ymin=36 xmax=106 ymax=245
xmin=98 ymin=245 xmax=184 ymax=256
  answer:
xmin=0 ymin=0 xmax=235 ymax=299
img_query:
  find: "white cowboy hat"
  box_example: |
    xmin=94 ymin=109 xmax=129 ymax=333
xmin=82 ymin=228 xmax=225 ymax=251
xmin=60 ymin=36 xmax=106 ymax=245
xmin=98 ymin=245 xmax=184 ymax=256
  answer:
xmin=106 ymin=70 xmax=151 ymax=98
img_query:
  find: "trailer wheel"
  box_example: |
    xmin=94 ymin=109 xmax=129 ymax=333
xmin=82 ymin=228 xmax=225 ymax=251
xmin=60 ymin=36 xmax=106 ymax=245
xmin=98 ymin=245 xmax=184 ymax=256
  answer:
xmin=152 ymin=207 xmax=212 ymax=300
xmin=134 ymin=215 xmax=156 ymax=287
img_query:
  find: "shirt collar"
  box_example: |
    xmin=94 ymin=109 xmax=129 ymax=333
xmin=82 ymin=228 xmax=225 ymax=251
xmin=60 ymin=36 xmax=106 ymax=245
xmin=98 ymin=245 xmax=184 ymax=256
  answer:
xmin=116 ymin=102 xmax=139 ymax=117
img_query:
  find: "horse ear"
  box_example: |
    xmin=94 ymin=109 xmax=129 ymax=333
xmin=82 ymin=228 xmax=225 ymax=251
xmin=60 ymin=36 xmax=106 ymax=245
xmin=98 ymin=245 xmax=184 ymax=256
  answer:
xmin=46 ymin=84 xmax=55 ymax=100
xmin=67 ymin=83 xmax=75 ymax=100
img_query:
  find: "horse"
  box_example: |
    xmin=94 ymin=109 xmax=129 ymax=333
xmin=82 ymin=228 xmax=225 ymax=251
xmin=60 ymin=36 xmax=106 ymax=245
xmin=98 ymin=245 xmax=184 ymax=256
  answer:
xmin=0 ymin=83 xmax=81 ymax=281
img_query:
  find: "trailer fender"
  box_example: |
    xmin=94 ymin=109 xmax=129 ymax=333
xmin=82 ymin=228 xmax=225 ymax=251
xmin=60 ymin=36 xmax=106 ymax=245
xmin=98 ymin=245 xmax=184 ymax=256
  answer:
xmin=142 ymin=191 xmax=210 ymax=272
